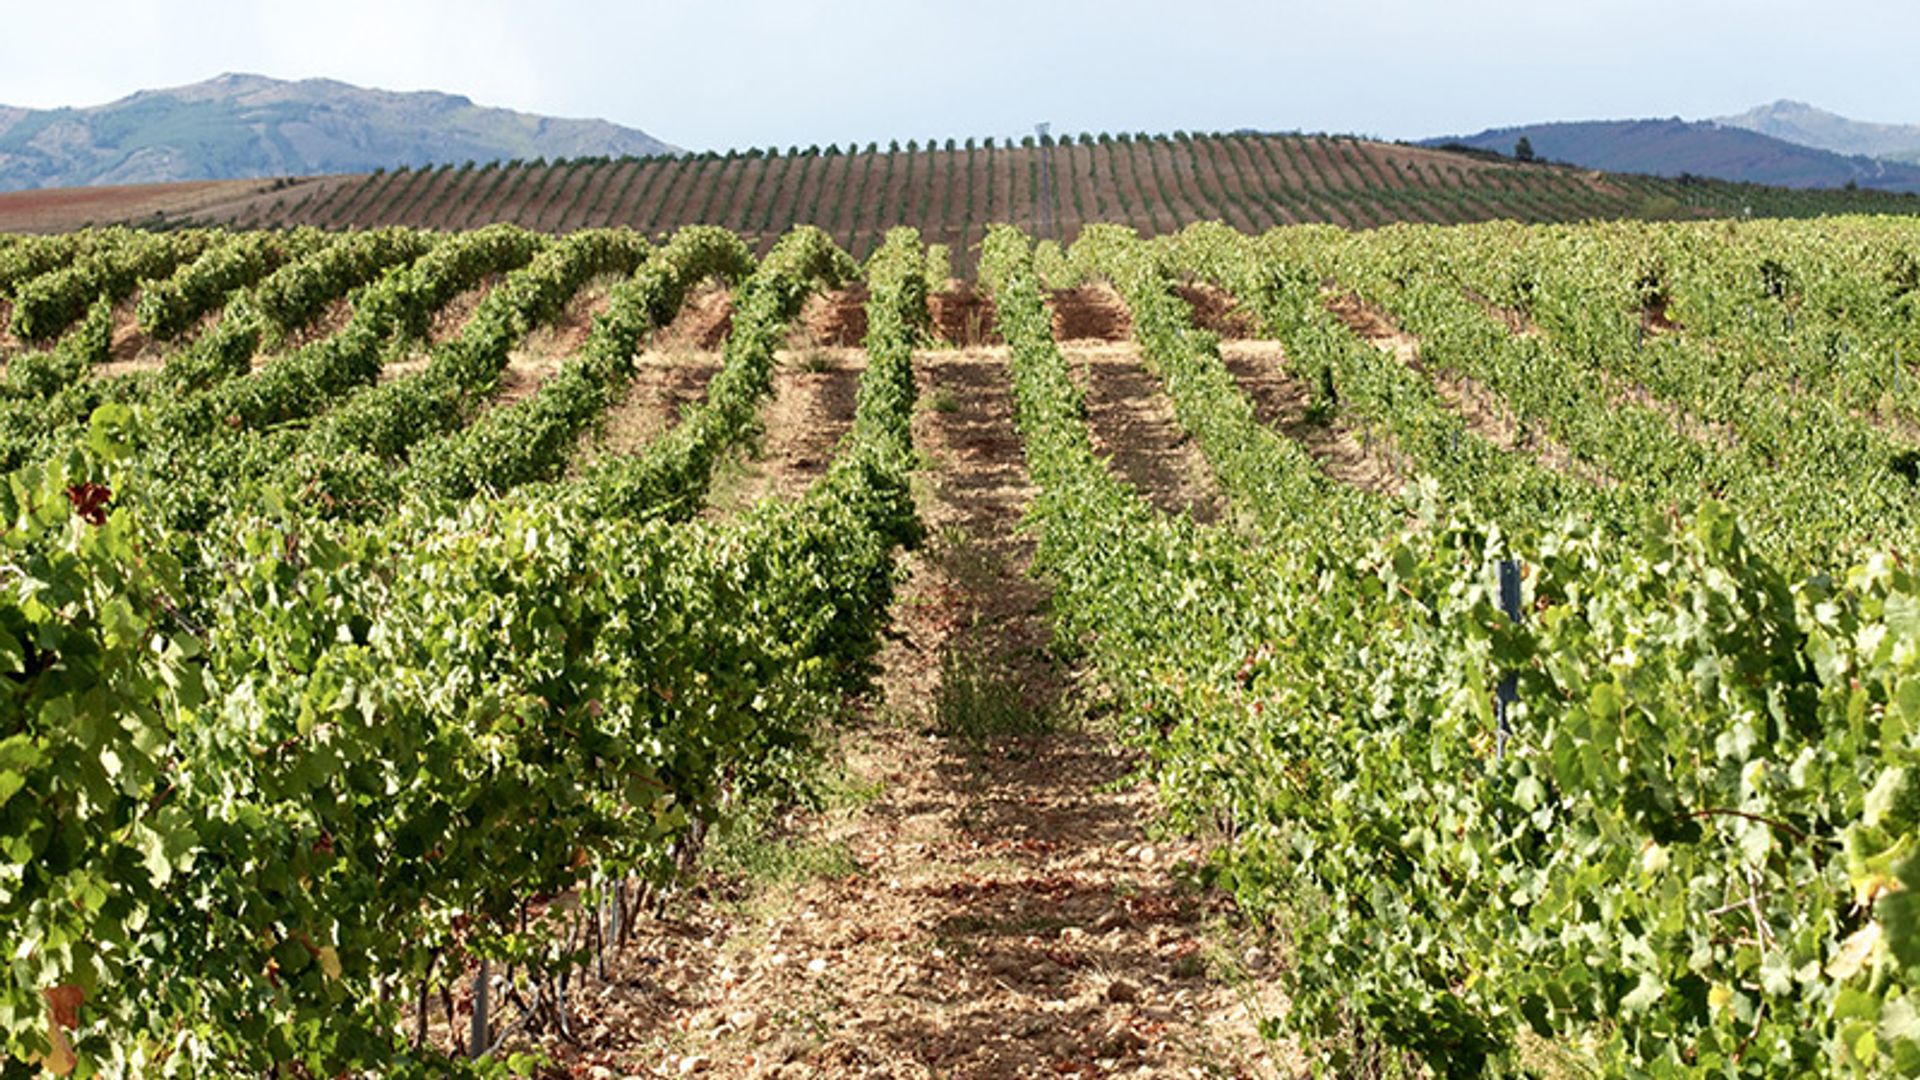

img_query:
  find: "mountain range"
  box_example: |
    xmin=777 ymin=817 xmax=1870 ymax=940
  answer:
xmin=1427 ymin=101 xmax=1920 ymax=194
xmin=0 ymin=74 xmax=677 ymax=192
xmin=4 ymin=75 xmax=1917 ymax=202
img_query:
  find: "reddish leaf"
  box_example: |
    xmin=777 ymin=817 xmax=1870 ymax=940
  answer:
xmin=45 ymin=984 xmax=83 ymax=1030
xmin=64 ymin=483 xmax=111 ymax=526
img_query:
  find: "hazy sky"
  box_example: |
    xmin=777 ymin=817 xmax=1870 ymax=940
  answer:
xmin=2 ymin=0 xmax=1916 ymax=151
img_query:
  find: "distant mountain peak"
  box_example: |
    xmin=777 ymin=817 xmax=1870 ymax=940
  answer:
xmin=1714 ymin=100 xmax=1920 ymax=163
xmin=0 ymin=74 xmax=677 ymax=192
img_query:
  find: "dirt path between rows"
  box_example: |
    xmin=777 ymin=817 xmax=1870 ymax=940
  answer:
xmin=427 ymin=277 xmax=503 ymax=347
xmin=526 ymin=347 xmax=1285 ymax=1079
xmin=702 ymin=347 xmax=865 ymax=515
xmin=1220 ymin=340 xmax=1405 ymax=496
xmin=1066 ymin=342 xmax=1225 ymax=525
xmin=1323 ymin=292 xmax=1616 ymax=484
xmin=494 ymin=282 xmax=618 ymax=405
xmin=576 ymin=349 xmax=721 ymax=468
xmin=372 ymin=281 xmax=616 ymax=399
xmin=0 ymin=301 xmax=19 ymax=359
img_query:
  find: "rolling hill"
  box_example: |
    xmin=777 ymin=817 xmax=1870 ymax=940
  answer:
xmin=1 ymin=132 xmax=1913 ymax=264
xmin=0 ymin=73 xmax=678 ymax=191
xmin=1424 ymin=118 xmax=1920 ymax=192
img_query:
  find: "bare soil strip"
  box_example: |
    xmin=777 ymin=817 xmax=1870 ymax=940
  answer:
xmin=1174 ymin=283 xmax=1260 ymax=340
xmin=426 ymin=277 xmax=503 ymax=347
xmin=702 ymin=348 xmax=865 ymax=515
xmin=494 ymin=283 xmax=616 ymax=405
xmin=794 ymin=287 xmax=869 ymax=349
xmin=375 ymin=280 xmax=611 ymax=399
xmin=1220 ymin=340 xmax=1406 ymax=496
xmin=1047 ymin=284 xmax=1133 ymax=344
xmin=0 ymin=301 xmax=19 ymax=359
xmin=577 ymin=350 xmax=721 ymax=469
xmin=1642 ymin=300 xmax=1683 ymax=335
xmin=657 ymin=283 xmax=734 ymax=352
xmin=1323 ymin=292 xmax=1618 ymax=482
xmin=274 ymin=296 xmax=357 ymax=358
xmin=1462 ymin=288 xmax=1540 ymax=339
xmin=0 ymin=176 xmax=272 ymax=233
xmin=523 ymin=347 xmax=1283 ymax=1079
xmin=1067 ymin=342 xmax=1225 ymax=525
xmin=930 ymin=287 xmax=999 ymax=347
xmin=11 ymin=292 xmax=175 ymax=378
xmin=76 ymin=296 xmax=171 ymax=379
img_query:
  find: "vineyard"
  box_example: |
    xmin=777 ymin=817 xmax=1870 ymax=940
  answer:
xmin=5 ymin=133 xmax=1919 ymax=263
xmin=1 ymin=214 xmax=1918 ymax=1079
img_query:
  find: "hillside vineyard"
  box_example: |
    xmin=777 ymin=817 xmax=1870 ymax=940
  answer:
xmin=12 ymin=132 xmax=1919 ymax=257
xmin=0 ymin=217 xmax=1916 ymax=1077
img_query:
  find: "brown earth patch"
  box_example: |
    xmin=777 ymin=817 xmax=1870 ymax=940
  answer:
xmin=166 ymin=305 xmax=229 ymax=350
xmin=1642 ymin=299 xmax=1683 ymax=335
xmin=1047 ymin=284 xmax=1133 ymax=344
xmin=492 ymin=284 xmax=616 ymax=405
xmin=375 ymin=283 xmax=614 ymax=399
xmin=1325 ymin=291 xmax=1617 ymax=481
xmin=656 ymin=283 xmax=734 ymax=351
xmin=1438 ymin=368 xmax=1611 ymax=483
xmin=576 ymin=349 xmax=721 ymax=467
xmin=1221 ymin=341 xmax=1406 ymax=495
xmin=275 ymin=296 xmax=357 ymax=355
xmin=795 ymin=285 xmax=869 ymax=348
xmin=506 ymin=346 xmax=1284 ymax=1078
xmin=493 ymin=360 xmax=566 ymax=406
xmin=1174 ymin=282 xmax=1260 ymax=340
xmin=1861 ymin=406 xmax=1920 ymax=447
xmin=89 ymin=359 xmax=162 ymax=382
xmin=703 ymin=348 xmax=865 ymax=514
xmin=538 ymin=282 xmax=616 ymax=356
xmin=0 ymin=177 xmax=274 ymax=233
xmin=889 ymin=348 xmax=1057 ymax=737
xmin=1463 ymin=288 xmax=1540 ymax=338
xmin=426 ymin=277 xmax=502 ymax=346
xmin=106 ymin=296 xmax=158 ymax=367
xmin=375 ymin=354 xmax=431 ymax=384
xmin=0 ymin=300 xmax=21 ymax=358
xmin=1324 ymin=291 xmax=1419 ymax=367
xmin=1068 ymin=342 xmax=1223 ymax=524
xmin=929 ymin=285 xmax=999 ymax=346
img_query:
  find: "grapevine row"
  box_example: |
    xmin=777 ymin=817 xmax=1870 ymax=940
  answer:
xmin=984 ymin=225 xmax=1918 ymax=1077
xmin=0 ymin=225 xmax=921 ymax=1076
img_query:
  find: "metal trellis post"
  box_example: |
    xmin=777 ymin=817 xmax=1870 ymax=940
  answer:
xmin=469 ymin=958 xmax=490 ymax=1058
xmin=1495 ymin=558 xmax=1522 ymax=759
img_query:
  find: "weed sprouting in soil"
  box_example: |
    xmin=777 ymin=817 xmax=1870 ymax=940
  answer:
xmin=935 ymin=643 xmax=1051 ymax=746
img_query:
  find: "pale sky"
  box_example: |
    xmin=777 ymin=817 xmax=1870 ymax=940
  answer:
xmin=1 ymin=0 xmax=1915 ymax=151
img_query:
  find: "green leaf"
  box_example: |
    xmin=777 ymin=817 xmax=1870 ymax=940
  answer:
xmin=1866 ymin=767 xmax=1918 ymax=831
xmin=1887 ymin=591 xmax=1920 ymax=643
xmin=1621 ymin=971 xmax=1665 ymax=1013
